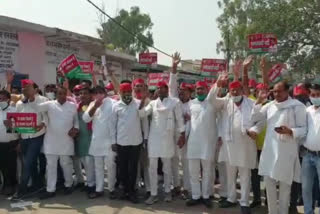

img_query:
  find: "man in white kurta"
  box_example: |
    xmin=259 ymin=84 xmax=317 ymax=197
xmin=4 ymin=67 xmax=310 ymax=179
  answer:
xmin=169 ymin=70 xmax=192 ymax=198
xmin=186 ymin=81 xmax=219 ymax=208
xmin=139 ymin=81 xmax=185 ymax=205
xmin=250 ymin=81 xmax=307 ymax=214
xmin=83 ymin=86 xmax=117 ymax=199
xmin=215 ymin=81 xmax=257 ymax=214
xmin=29 ymin=87 xmax=79 ymax=199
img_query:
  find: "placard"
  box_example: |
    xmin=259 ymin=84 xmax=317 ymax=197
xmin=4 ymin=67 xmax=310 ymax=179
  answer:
xmin=201 ymin=59 xmax=227 ymax=72
xmin=139 ymin=53 xmax=157 ymax=65
xmin=6 ymin=112 xmax=37 ymax=133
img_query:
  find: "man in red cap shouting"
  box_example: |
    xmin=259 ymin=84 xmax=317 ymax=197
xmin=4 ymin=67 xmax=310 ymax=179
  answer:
xmin=139 ymin=80 xmax=185 ymax=205
xmin=214 ymin=77 xmax=257 ymax=214
xmin=13 ymin=79 xmax=49 ymax=199
xmin=110 ymin=83 xmax=148 ymax=203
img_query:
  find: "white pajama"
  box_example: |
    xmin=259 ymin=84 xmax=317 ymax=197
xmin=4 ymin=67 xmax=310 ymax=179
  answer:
xmin=265 ymin=176 xmax=291 ymax=214
xmin=149 ymin=157 xmax=171 ymax=196
xmin=218 ymin=162 xmax=228 ymax=198
xmin=189 ymin=159 xmax=212 ymax=200
xmin=94 ymin=155 xmax=116 ymax=192
xmin=172 ymin=154 xmax=181 ymax=188
xmin=226 ymin=163 xmax=251 ymax=206
xmin=80 ymin=156 xmax=95 ymax=187
xmin=73 ymin=157 xmax=84 ymax=184
xmin=46 ymin=154 xmax=73 ymax=192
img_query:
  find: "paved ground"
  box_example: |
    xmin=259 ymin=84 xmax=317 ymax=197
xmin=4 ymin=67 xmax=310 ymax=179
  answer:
xmin=0 ymin=189 xmax=269 ymax=214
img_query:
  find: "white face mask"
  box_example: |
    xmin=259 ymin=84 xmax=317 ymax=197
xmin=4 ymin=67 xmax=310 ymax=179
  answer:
xmin=45 ymin=92 xmax=55 ymax=100
xmin=310 ymin=97 xmax=320 ymax=107
xmin=231 ymin=95 xmax=243 ymax=103
xmin=0 ymin=101 xmax=9 ymax=110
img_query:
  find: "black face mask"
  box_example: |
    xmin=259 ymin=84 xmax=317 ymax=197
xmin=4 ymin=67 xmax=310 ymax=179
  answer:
xmin=122 ymin=95 xmax=132 ymax=104
xmin=296 ymin=95 xmax=310 ymax=105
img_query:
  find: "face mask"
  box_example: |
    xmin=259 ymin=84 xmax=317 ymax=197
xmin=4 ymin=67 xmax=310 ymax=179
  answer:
xmin=0 ymin=101 xmax=8 ymax=110
xmin=231 ymin=95 xmax=243 ymax=103
xmin=310 ymin=97 xmax=320 ymax=107
xmin=122 ymin=95 xmax=132 ymax=104
xmin=45 ymin=92 xmax=55 ymax=100
xmin=107 ymin=91 xmax=115 ymax=97
xmin=197 ymin=94 xmax=207 ymax=102
xmin=221 ymin=88 xmax=228 ymax=95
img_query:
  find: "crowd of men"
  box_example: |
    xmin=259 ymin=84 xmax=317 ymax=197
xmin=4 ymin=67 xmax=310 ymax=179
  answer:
xmin=1 ymin=53 xmax=320 ymax=214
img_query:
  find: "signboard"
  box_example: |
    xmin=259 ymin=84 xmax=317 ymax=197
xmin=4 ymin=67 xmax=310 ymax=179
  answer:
xmin=248 ymin=33 xmax=277 ymax=53
xmin=139 ymin=53 xmax=157 ymax=65
xmin=268 ymin=63 xmax=287 ymax=82
xmin=148 ymin=73 xmax=170 ymax=86
xmin=58 ymin=54 xmax=82 ymax=79
xmin=201 ymin=59 xmax=227 ymax=72
xmin=6 ymin=113 xmax=37 ymax=133
xmin=79 ymin=61 xmax=94 ymax=74
xmin=0 ymin=31 xmax=19 ymax=72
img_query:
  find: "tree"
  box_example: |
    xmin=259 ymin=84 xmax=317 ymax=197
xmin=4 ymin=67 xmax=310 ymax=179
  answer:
xmin=216 ymin=0 xmax=320 ymax=79
xmin=97 ymin=6 xmax=154 ymax=56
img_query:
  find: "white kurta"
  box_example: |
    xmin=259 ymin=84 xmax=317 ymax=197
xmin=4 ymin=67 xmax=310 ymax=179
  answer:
xmin=83 ymin=97 xmax=115 ymax=156
xmin=32 ymin=100 xmax=79 ymax=156
xmin=187 ymin=86 xmax=219 ymax=161
xmin=139 ymin=97 xmax=185 ymax=158
xmin=215 ymin=93 xmax=257 ymax=169
xmin=251 ymin=98 xmax=307 ymax=185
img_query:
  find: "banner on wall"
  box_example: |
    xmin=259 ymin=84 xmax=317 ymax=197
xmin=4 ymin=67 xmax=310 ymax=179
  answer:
xmin=0 ymin=31 xmax=19 ymax=71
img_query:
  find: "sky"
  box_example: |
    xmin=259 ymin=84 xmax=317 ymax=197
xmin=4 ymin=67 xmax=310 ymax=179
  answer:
xmin=0 ymin=0 xmax=223 ymax=65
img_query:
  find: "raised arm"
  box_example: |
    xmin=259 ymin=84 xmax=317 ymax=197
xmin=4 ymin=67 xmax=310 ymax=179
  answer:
xmin=169 ymin=52 xmax=181 ymax=98
xmin=242 ymin=55 xmax=255 ymax=97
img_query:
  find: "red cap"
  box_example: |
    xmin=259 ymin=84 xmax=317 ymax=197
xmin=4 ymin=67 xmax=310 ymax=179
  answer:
xmin=119 ymin=83 xmax=132 ymax=92
xmin=21 ymin=79 xmax=34 ymax=88
xmin=249 ymin=79 xmax=257 ymax=88
xmin=133 ymin=78 xmax=145 ymax=86
xmin=73 ymin=84 xmax=83 ymax=92
xmin=195 ymin=81 xmax=208 ymax=89
xmin=105 ymin=82 xmax=114 ymax=91
xmin=229 ymin=81 xmax=242 ymax=90
xmin=293 ymin=85 xmax=309 ymax=96
xmin=157 ymin=81 xmax=168 ymax=88
xmin=256 ymin=83 xmax=268 ymax=90
xmin=180 ymin=82 xmax=194 ymax=91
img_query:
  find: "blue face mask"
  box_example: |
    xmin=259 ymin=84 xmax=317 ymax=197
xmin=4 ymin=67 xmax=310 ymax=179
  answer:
xmin=310 ymin=97 xmax=320 ymax=106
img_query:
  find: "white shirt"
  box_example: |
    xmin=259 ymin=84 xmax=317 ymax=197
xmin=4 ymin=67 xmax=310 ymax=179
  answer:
xmin=32 ymin=100 xmax=79 ymax=155
xmin=110 ymin=99 xmax=145 ymax=146
xmin=304 ymin=105 xmax=320 ymax=151
xmin=0 ymin=105 xmax=19 ymax=142
xmin=139 ymin=97 xmax=185 ymax=158
xmin=16 ymin=95 xmax=48 ymax=139
xmin=83 ymin=97 xmax=116 ymax=156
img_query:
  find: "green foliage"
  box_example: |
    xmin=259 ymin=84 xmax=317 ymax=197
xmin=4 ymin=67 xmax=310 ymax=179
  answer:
xmin=217 ymin=0 xmax=320 ymax=77
xmin=98 ymin=6 xmax=154 ymax=56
